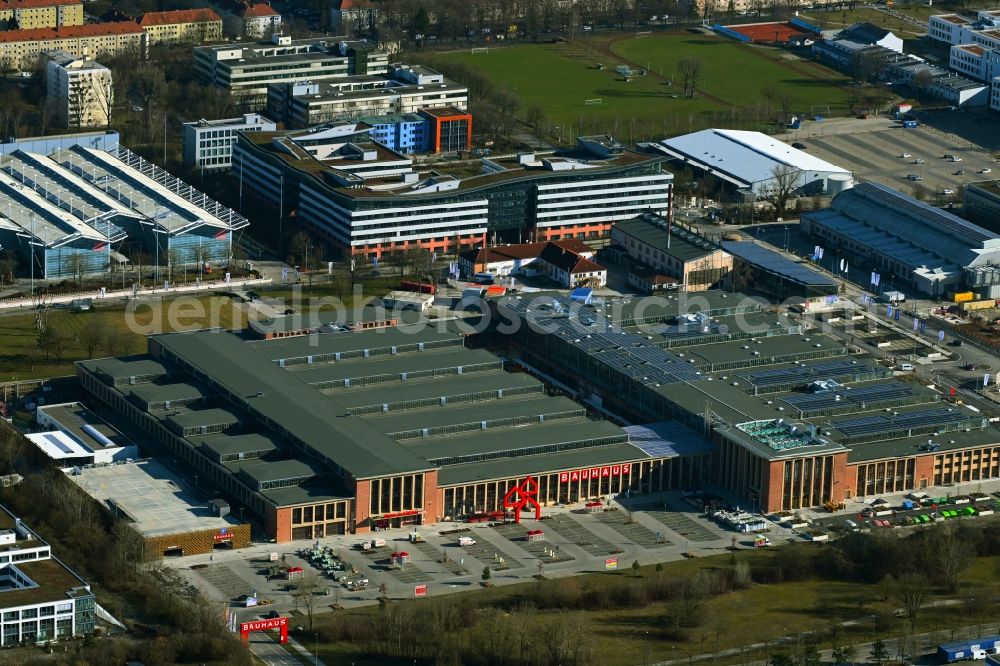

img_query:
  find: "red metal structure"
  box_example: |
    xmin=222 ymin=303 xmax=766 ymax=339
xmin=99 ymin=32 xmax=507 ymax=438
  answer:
xmin=502 ymin=476 xmax=542 ymax=523
xmin=240 ymin=616 xmax=288 ymax=645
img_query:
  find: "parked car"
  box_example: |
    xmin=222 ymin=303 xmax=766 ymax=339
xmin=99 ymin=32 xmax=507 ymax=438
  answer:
xmin=942 ymin=188 xmax=955 ymax=195
xmin=900 ymin=153 xmax=911 ymax=158
xmin=981 ymin=168 xmax=992 ymax=174
xmin=792 ymin=142 xmax=807 ymax=149
xmin=911 ymin=159 xmax=925 ymax=164
xmin=899 ymin=363 xmax=915 ymax=371
xmin=954 ymin=170 xmax=965 ymax=175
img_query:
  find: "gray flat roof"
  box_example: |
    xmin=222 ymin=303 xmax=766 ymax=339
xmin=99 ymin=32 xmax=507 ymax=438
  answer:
xmin=331 ymin=371 xmax=541 ymax=410
xmin=599 ymin=290 xmax=767 ymax=326
xmin=680 ymin=334 xmax=845 ymax=368
xmin=247 ymin=322 xmax=464 ymax=361
xmin=287 ymin=347 xmax=499 ymax=385
xmin=37 ymin=402 xmax=132 ymax=450
xmin=153 ymin=330 xmax=434 ymax=478
xmin=126 ymin=382 xmax=205 ymax=407
xmin=847 ymin=424 xmax=1000 ymax=462
xmin=614 ymin=214 xmax=721 ymax=262
xmin=68 ymin=459 xmax=241 ymax=537
xmin=226 ymin=457 xmax=327 ymax=486
xmin=437 ymin=442 xmax=650 ymax=486
xmin=87 ymin=356 xmax=168 ymax=381
xmin=261 ymin=483 xmax=353 ymax=506
xmin=198 ymin=432 xmax=282 ymax=460
xmin=165 ymin=407 xmax=241 ymax=430
xmin=360 ymin=395 xmax=584 ymax=434
xmin=405 ymin=418 xmax=625 ymax=463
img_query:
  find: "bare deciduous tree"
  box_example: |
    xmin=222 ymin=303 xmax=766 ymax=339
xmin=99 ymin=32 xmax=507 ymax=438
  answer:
xmin=761 ymin=164 xmax=801 ymax=216
xmin=678 ymin=56 xmax=702 ymax=98
xmin=894 ymin=572 xmax=927 ymax=630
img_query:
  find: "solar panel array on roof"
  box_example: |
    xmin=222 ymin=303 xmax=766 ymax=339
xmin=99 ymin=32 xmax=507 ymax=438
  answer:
xmin=832 ymin=407 xmax=978 ymax=440
xmin=781 ymin=382 xmax=925 ymax=414
xmin=720 ymin=241 xmax=837 ymax=288
xmin=43 ymin=433 xmax=76 ymax=455
xmin=741 ymin=359 xmax=880 ymax=389
xmin=505 ymin=295 xmax=702 ymax=385
xmin=625 ymin=421 xmax=714 ymax=458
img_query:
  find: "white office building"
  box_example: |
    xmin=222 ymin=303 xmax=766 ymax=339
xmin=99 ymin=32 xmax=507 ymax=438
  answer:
xmin=268 ymin=64 xmax=468 ymax=129
xmin=233 ymin=131 xmax=673 ymax=258
xmin=182 ymin=113 xmax=276 ymax=170
xmin=45 ymin=50 xmax=112 ymax=129
xmin=0 ymin=505 xmax=96 ymax=646
xmin=193 ymin=33 xmax=387 ymax=106
xmin=949 ymin=43 xmax=1000 ymax=82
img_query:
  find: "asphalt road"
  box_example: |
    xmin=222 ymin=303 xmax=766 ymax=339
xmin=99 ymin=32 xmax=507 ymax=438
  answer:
xmin=248 ymin=632 xmax=301 ymax=666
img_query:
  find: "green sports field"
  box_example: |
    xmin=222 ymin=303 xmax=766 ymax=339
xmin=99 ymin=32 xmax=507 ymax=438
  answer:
xmin=426 ymin=33 xmax=852 ymax=139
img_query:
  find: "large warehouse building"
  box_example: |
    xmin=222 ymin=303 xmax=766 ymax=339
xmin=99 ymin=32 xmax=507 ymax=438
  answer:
xmin=78 ymin=289 xmax=1000 ymax=535
xmin=76 ymin=320 xmax=708 ymax=544
xmin=801 ymin=182 xmax=1000 ymax=297
xmin=653 ymin=128 xmax=852 ymax=201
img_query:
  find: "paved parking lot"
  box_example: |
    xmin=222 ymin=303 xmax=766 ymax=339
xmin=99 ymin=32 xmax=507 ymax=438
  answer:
xmin=638 ymin=504 xmax=720 ymax=542
xmin=170 ymin=491 xmax=766 ymax=622
xmin=492 ymin=522 xmax=575 ymax=563
xmin=800 ymin=124 xmax=996 ymax=198
xmin=591 ymin=509 xmax=673 ymax=548
xmin=191 ymin=562 xmax=250 ymax=600
xmin=542 ymin=514 xmax=619 ymax=556
xmin=454 ymin=531 xmax=524 ymax=570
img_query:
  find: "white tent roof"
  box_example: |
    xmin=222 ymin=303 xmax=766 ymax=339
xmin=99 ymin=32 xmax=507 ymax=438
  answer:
xmin=659 ymin=129 xmax=850 ymax=188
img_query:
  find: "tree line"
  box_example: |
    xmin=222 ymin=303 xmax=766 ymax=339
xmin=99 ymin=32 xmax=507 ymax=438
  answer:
xmin=312 ymin=517 xmax=1000 ymax=665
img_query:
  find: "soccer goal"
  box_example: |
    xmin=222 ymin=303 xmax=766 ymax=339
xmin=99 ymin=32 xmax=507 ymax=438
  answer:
xmin=635 ymin=30 xmax=652 ymax=37
xmin=584 ymin=98 xmax=603 ymax=106
xmin=471 ymin=47 xmax=489 ymax=55
xmin=810 ymin=104 xmax=830 ymax=115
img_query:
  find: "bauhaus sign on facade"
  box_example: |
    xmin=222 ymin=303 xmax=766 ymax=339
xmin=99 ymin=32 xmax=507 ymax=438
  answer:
xmin=560 ymin=465 xmax=631 ymax=483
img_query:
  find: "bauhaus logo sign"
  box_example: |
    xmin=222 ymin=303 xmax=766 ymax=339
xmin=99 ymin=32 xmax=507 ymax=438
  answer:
xmin=560 ymin=465 xmax=631 ymax=483
xmin=240 ymin=617 xmax=288 ymax=633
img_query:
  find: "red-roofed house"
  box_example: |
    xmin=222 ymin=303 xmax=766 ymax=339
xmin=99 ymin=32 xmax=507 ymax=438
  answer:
xmin=0 ymin=0 xmax=82 ymax=30
xmin=459 ymin=240 xmax=606 ymax=287
xmin=139 ymin=8 xmax=222 ymax=45
xmin=0 ymin=22 xmax=146 ymax=69
xmin=240 ymin=2 xmax=281 ymax=39
xmin=330 ymin=0 xmax=377 ymax=33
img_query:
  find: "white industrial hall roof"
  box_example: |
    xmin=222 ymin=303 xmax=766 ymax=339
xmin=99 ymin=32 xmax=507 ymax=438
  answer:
xmin=657 ymin=129 xmax=850 ymax=188
xmin=0 ymin=144 xmax=249 ymax=248
xmin=804 ymin=182 xmax=1000 ymax=273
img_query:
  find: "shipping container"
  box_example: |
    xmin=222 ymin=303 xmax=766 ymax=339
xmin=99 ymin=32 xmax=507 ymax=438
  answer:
xmin=952 ymin=291 xmax=974 ymax=303
xmin=938 ymin=636 xmax=1000 ymax=662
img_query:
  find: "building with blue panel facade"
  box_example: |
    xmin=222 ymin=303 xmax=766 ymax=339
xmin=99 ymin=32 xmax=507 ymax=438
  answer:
xmin=0 ymin=135 xmax=248 ymax=281
xmin=359 ymin=113 xmax=430 ymax=154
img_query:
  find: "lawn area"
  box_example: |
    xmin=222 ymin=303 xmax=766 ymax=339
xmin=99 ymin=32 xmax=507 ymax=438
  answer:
xmin=426 ymin=33 xmax=851 ymax=138
xmin=307 ymin=547 xmax=1000 ymax=666
xmin=610 ymin=34 xmax=852 ymax=113
xmin=0 ymin=276 xmax=412 ymax=381
xmin=0 ymin=295 xmax=250 ymax=381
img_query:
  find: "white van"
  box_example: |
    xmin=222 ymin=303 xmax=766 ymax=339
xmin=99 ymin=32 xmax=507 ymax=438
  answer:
xmin=899 ymin=363 xmax=915 ymax=372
